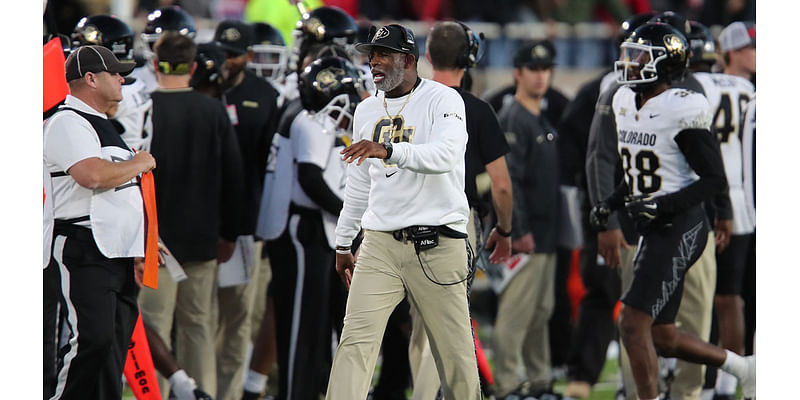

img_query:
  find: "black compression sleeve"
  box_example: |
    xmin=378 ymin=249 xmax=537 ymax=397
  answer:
xmin=297 ymin=163 xmax=344 ymax=216
xmin=658 ymin=129 xmax=728 ymax=215
xmin=606 ymin=178 xmax=629 ymax=211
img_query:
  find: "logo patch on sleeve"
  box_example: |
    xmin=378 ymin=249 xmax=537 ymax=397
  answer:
xmin=443 ymin=112 xmax=463 ymax=121
xmin=679 ymin=111 xmax=712 ymax=130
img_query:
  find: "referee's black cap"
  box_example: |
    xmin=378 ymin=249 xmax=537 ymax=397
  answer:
xmin=355 ymin=24 xmax=419 ymax=60
xmin=65 ymin=45 xmax=136 ymax=83
xmin=513 ymin=40 xmax=556 ymax=69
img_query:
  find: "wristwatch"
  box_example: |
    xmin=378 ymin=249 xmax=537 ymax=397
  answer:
xmin=382 ymin=142 xmax=393 ymax=160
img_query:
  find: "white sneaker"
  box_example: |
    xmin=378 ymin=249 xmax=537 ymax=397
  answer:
xmin=739 ymin=355 xmax=756 ymax=398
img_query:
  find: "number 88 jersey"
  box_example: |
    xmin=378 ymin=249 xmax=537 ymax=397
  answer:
xmin=612 ymin=86 xmax=712 ymax=197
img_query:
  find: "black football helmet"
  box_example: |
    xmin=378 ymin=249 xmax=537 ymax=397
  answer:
xmin=191 ymin=42 xmax=226 ymax=90
xmin=615 ymin=22 xmax=690 ymax=91
xmin=649 ymin=11 xmax=691 ymax=36
xmin=72 ymin=15 xmax=135 ymax=60
xmin=298 ymin=56 xmax=363 ymax=132
xmin=687 ymin=20 xmax=717 ymax=67
xmin=289 ymin=6 xmax=358 ymax=73
xmin=248 ymin=22 xmax=287 ymax=81
xmin=142 ymin=6 xmax=196 ymax=49
xmin=618 ymin=11 xmax=658 ymax=45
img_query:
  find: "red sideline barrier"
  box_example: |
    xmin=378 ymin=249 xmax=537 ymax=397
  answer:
xmin=472 ymin=318 xmax=494 ymax=385
xmin=124 ymin=312 xmax=162 ymax=399
xmin=566 ymin=248 xmax=587 ymax=320
xmin=43 ymin=38 xmax=69 ymax=112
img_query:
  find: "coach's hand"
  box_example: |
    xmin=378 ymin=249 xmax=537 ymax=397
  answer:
xmin=598 ymin=228 xmax=630 ymax=268
xmin=134 ymin=257 xmax=145 ymax=287
xmin=485 ymin=227 xmax=512 ymax=264
xmin=714 ymin=218 xmax=732 ymax=252
xmin=341 ymin=140 xmax=387 ymax=166
xmin=336 ymin=252 xmax=355 ymax=289
xmin=217 ymin=239 xmax=235 ymax=264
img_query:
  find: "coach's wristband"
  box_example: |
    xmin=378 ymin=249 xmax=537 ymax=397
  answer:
xmin=495 ymin=226 xmax=512 ymax=237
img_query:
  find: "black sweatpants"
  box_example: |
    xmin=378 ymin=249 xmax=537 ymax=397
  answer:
xmin=49 ymin=225 xmax=139 ymax=400
xmin=566 ymin=233 xmax=622 ymax=384
xmin=265 ymin=209 xmax=344 ymax=400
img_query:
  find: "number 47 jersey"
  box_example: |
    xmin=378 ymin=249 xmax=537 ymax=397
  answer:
xmin=612 ymin=86 xmax=712 ymax=198
xmin=694 ymin=72 xmax=755 ymax=234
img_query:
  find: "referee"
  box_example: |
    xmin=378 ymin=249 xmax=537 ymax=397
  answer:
xmin=44 ymin=45 xmax=156 ymax=400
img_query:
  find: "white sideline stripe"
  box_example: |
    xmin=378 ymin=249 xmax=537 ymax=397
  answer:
xmin=50 ymin=235 xmax=80 ymax=400
xmin=287 ymin=215 xmax=305 ymax=400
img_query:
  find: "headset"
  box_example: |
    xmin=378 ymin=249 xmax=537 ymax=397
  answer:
xmin=456 ymin=21 xmax=485 ymax=69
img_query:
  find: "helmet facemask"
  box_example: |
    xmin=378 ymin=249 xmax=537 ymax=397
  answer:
xmin=615 ymin=41 xmax=667 ymax=90
xmin=248 ymin=43 xmax=288 ymax=82
xmin=311 ymin=93 xmax=357 ymax=136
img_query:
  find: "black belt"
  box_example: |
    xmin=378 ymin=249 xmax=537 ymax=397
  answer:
xmin=391 ymin=225 xmax=467 ymax=242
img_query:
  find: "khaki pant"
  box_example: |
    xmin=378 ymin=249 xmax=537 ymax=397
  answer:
xmin=139 ymin=259 xmax=218 ymax=399
xmin=249 ymin=251 xmax=273 ymax=344
xmin=494 ymin=252 xmax=557 ymax=396
xmin=619 ymin=232 xmax=716 ymax=400
xmin=326 ymin=230 xmax=480 ymax=400
xmin=408 ymin=210 xmax=482 ymax=399
xmin=216 ymin=240 xmax=263 ymax=400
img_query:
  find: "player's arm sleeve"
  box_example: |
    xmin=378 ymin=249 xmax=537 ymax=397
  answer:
xmin=387 ymin=89 xmax=468 ymax=174
xmin=585 ymin=87 xmax=624 ymax=229
xmin=297 ymin=163 xmax=344 ymax=216
xmin=711 ymin=139 xmax=733 ymax=221
xmin=219 ymin=111 xmax=246 ymax=241
xmin=658 ymin=128 xmax=728 ymax=216
xmin=335 ymin=110 xmax=371 ymax=247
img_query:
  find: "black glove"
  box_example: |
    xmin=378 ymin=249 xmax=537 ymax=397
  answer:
xmin=625 ymin=194 xmax=660 ymax=230
xmin=589 ymin=201 xmax=613 ymax=231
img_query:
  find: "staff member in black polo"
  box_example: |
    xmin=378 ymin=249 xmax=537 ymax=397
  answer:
xmin=495 ymin=40 xmax=562 ymax=399
xmin=44 ymin=45 xmax=156 ymax=400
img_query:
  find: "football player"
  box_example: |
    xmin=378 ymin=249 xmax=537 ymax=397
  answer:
xmin=254 ymin=55 xmax=364 ymax=400
xmin=693 ymin=21 xmax=756 ymax=400
xmin=280 ymin=6 xmax=358 ymax=105
xmin=590 ymin=22 xmax=755 ymax=400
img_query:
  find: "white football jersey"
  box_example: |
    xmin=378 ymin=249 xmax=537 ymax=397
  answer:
xmin=695 ymin=72 xmax=755 ymax=233
xmin=335 ymin=78 xmax=470 ymax=246
xmin=612 ymin=86 xmax=712 ymax=198
xmin=115 ymin=78 xmax=153 ymax=151
xmin=129 ymin=63 xmax=160 ymax=96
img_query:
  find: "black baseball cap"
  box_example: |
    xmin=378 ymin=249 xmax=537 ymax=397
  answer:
xmin=65 ymin=45 xmax=136 ymax=83
xmin=214 ymin=20 xmax=254 ymax=55
xmin=354 ymin=24 xmax=419 ymax=60
xmin=513 ymin=40 xmax=556 ymax=68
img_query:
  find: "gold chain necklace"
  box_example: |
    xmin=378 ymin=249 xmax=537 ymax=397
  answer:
xmin=381 ymin=83 xmax=417 ymax=143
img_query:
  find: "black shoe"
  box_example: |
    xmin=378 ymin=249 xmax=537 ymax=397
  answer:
xmin=242 ymin=389 xmax=261 ymax=400
xmin=712 ymin=395 xmax=736 ymax=400
xmin=169 ymin=388 xmax=214 ymax=400
xmin=193 ymin=389 xmax=213 ymax=400
xmin=530 ymin=389 xmax=563 ymax=400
